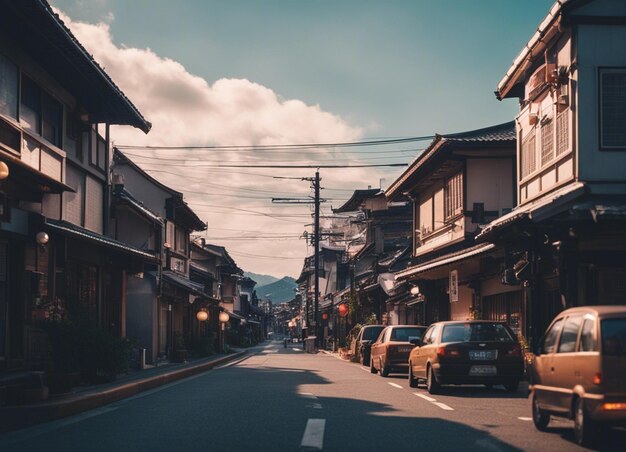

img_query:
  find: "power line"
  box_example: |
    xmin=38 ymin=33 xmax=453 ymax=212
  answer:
xmin=115 ymin=135 xmax=435 ymax=151
xmin=127 ymin=162 xmax=408 ymax=169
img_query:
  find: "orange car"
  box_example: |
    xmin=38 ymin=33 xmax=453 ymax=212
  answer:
xmin=370 ymin=325 xmax=426 ymax=377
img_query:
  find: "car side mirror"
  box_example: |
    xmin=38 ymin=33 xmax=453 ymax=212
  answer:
xmin=410 ymin=338 xmax=422 ymax=346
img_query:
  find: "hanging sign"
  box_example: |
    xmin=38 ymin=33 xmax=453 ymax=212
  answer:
xmin=449 ymin=269 xmax=459 ymax=303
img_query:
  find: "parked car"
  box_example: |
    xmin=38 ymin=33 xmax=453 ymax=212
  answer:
xmin=408 ymin=320 xmax=524 ymax=394
xmin=370 ymin=325 xmax=426 ymax=377
xmin=353 ymin=325 xmax=385 ymax=366
xmin=530 ymin=306 xmax=626 ymax=447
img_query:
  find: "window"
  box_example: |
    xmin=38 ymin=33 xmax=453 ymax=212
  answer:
xmin=557 ymin=315 xmax=582 ymax=353
xmin=521 ymin=131 xmax=536 ymax=178
xmin=419 ymin=196 xmax=433 ymax=235
xmin=20 ymin=77 xmax=63 ymax=148
xmin=441 ymin=323 xmax=514 ymax=343
xmin=540 ymin=120 xmax=554 ymax=167
xmin=390 ymin=327 xmax=425 ymax=342
xmin=42 ymin=92 xmax=63 ymax=147
xmin=0 ymin=53 xmax=18 ymax=120
xmin=579 ymin=319 xmax=596 ymax=352
xmin=21 ymin=77 xmax=41 ymax=133
xmin=175 ymin=227 xmax=187 ymax=254
xmin=542 ymin=318 xmax=563 ymax=354
xmin=600 ymin=68 xmax=626 ymax=149
xmin=556 ymin=110 xmax=568 ymax=156
xmin=444 ymin=172 xmax=463 ymax=218
xmin=600 ymin=318 xmax=626 ymax=356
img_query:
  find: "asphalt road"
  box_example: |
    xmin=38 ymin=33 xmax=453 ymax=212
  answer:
xmin=1 ymin=340 xmax=624 ymax=451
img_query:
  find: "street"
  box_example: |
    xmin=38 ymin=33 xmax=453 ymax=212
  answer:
xmin=1 ymin=340 xmax=624 ymax=452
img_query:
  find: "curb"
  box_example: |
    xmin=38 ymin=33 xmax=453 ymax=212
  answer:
xmin=0 ymin=351 xmax=247 ymax=433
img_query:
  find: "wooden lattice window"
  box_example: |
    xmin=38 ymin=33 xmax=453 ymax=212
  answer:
xmin=556 ymin=110 xmax=568 ymax=156
xmin=521 ymin=132 xmax=536 ymax=179
xmin=541 ymin=120 xmax=554 ymax=167
xmin=444 ymin=172 xmax=463 ymax=219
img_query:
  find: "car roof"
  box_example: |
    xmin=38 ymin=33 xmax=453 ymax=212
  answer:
xmin=362 ymin=325 xmax=384 ymax=329
xmin=431 ymin=320 xmax=508 ymax=326
xmin=386 ymin=325 xmax=427 ymax=328
xmin=557 ymin=306 xmax=626 ymax=318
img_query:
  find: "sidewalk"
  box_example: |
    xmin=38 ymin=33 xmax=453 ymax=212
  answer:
xmin=0 ymin=351 xmax=247 ymax=433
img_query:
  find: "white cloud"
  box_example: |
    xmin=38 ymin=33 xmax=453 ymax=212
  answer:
xmin=56 ymin=10 xmax=401 ymax=278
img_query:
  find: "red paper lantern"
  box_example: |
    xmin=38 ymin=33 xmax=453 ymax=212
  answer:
xmin=322 ymin=312 xmax=329 ymax=320
xmin=338 ymin=304 xmax=349 ymax=317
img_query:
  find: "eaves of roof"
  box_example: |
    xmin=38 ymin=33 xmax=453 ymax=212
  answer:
xmin=3 ymin=0 xmax=150 ymax=133
xmin=385 ymin=121 xmax=515 ymax=200
xmin=45 ymin=219 xmax=158 ymax=262
xmin=113 ymin=150 xmax=182 ymax=198
xmin=115 ymin=188 xmax=163 ymax=225
xmin=333 ymin=188 xmax=382 ymax=213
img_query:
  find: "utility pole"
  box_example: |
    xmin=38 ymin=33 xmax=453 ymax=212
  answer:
xmin=313 ymin=170 xmax=321 ymax=346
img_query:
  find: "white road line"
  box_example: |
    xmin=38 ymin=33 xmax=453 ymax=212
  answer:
xmin=413 ymin=392 xmax=437 ymax=402
xmin=360 ymin=366 xmax=370 ymax=372
xmin=300 ymin=393 xmax=317 ymax=399
xmin=432 ymin=402 xmax=454 ymax=411
xmin=300 ymin=419 xmax=326 ymax=450
xmin=388 ymin=382 xmax=403 ymax=389
xmin=518 ymin=417 xmax=532 ymax=421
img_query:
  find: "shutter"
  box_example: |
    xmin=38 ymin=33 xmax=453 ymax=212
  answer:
xmin=63 ymin=165 xmax=83 ymax=226
xmin=84 ymin=176 xmax=103 ymax=233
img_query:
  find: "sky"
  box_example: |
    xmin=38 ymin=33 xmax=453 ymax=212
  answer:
xmin=50 ymin=0 xmax=554 ymax=278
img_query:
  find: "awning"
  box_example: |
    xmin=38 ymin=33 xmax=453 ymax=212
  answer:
xmin=46 ymin=219 xmax=158 ymax=262
xmin=2 ymin=153 xmax=74 ymax=194
xmin=162 ymin=270 xmax=206 ymax=297
xmin=571 ymin=201 xmax=626 ymax=222
xmin=477 ymin=182 xmax=586 ymax=239
xmin=396 ymin=243 xmax=496 ymax=280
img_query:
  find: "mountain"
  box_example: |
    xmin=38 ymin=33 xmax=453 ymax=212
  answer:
xmin=255 ymin=277 xmax=297 ymax=303
xmin=244 ymin=272 xmax=279 ymax=288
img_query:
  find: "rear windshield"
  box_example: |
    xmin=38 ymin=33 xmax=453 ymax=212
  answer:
xmin=442 ymin=323 xmax=514 ymax=343
xmin=390 ymin=327 xmax=425 ymax=342
xmin=601 ymin=318 xmax=626 ymax=356
xmin=362 ymin=327 xmax=385 ymax=341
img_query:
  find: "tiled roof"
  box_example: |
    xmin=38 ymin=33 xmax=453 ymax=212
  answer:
xmin=441 ymin=121 xmax=516 ymax=143
xmin=386 ymin=121 xmax=515 ymax=200
xmin=333 ymin=188 xmax=382 ymax=213
xmin=162 ymin=270 xmax=206 ymax=297
xmin=3 ymin=1 xmax=150 ymax=132
xmin=116 ymin=188 xmax=163 ymax=224
xmin=45 ymin=219 xmax=158 ymax=261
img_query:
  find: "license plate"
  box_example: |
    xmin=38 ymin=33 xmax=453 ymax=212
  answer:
xmin=469 ymin=350 xmax=497 ymax=360
xmin=469 ymin=365 xmax=497 ymax=376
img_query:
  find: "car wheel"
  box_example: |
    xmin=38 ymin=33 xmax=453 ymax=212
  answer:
xmin=379 ymin=358 xmax=389 ymax=377
xmin=574 ymin=397 xmax=599 ymax=447
xmin=504 ymin=381 xmax=519 ymax=393
xmin=408 ymin=362 xmax=418 ymax=388
xmin=531 ymin=392 xmax=550 ymax=431
xmin=370 ymin=357 xmax=377 ymax=374
xmin=426 ymin=365 xmax=440 ymax=394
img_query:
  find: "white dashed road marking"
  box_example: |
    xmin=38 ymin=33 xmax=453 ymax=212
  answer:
xmin=518 ymin=417 xmax=532 ymax=421
xmin=432 ymin=402 xmax=454 ymax=411
xmin=388 ymin=382 xmax=403 ymax=389
xmin=413 ymin=392 xmax=437 ymax=402
xmin=300 ymin=419 xmax=326 ymax=450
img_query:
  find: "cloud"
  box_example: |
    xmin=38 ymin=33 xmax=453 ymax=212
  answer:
xmin=55 ymin=10 xmax=401 ymax=278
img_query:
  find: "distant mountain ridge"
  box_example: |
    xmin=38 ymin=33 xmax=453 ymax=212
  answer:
xmin=244 ymin=272 xmax=279 ymax=287
xmin=255 ymin=276 xmax=297 ymax=303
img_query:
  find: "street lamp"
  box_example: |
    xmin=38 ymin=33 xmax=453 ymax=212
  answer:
xmin=219 ymin=311 xmax=230 ymax=353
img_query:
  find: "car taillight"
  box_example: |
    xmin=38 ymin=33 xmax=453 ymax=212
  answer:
xmin=593 ymin=372 xmax=602 ymax=385
xmin=437 ymin=346 xmax=460 ymax=357
xmin=506 ymin=344 xmax=521 ymax=357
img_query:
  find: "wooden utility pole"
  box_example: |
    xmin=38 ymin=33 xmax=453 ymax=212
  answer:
xmin=313 ymin=170 xmax=321 ymax=345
